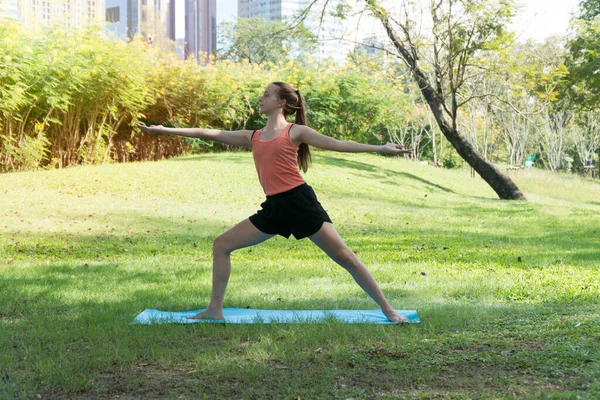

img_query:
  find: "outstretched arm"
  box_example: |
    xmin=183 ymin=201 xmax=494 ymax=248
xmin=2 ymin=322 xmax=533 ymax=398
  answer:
xmin=136 ymin=124 xmax=254 ymax=148
xmin=294 ymin=125 xmax=412 ymax=155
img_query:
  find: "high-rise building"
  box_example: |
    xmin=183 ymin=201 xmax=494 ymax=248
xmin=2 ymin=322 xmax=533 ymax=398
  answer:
xmin=237 ymin=0 xmax=350 ymax=62
xmin=104 ymin=0 xmax=215 ymax=63
xmin=238 ymin=0 xmax=279 ymax=21
xmin=185 ymin=0 xmax=216 ymax=62
xmin=0 ymin=0 xmax=216 ymax=65
xmin=106 ymin=0 xmax=171 ymax=42
xmin=0 ymin=0 xmax=19 ymax=20
xmin=105 ymin=0 xmax=133 ymax=39
xmin=12 ymin=0 xmax=105 ymax=28
xmin=168 ymin=0 xmax=186 ymax=60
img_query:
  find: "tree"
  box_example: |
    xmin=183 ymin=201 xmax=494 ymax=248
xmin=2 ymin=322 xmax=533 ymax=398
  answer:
xmin=460 ymin=47 xmax=535 ymax=167
xmin=538 ymin=104 xmax=572 ymax=172
xmin=564 ymin=0 xmax=600 ymax=176
xmin=573 ymin=112 xmax=600 ymax=170
xmin=578 ymin=0 xmax=600 ymax=20
xmin=356 ymin=0 xmax=526 ymax=199
xmin=217 ymin=17 xmax=318 ymax=65
xmin=459 ymin=79 xmax=499 ymax=163
xmin=497 ymin=38 xmax=573 ymax=172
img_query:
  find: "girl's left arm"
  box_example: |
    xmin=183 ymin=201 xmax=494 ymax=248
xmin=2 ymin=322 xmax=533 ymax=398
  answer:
xmin=295 ymin=125 xmax=412 ymax=155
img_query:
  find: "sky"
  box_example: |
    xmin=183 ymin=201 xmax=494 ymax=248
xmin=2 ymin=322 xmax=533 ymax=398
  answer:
xmin=510 ymin=0 xmax=580 ymax=42
xmin=216 ymin=0 xmax=581 ymax=43
xmin=216 ymin=0 xmax=237 ymax=26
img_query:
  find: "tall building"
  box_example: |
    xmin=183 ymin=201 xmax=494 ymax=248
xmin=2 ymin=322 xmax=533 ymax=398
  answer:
xmin=168 ymin=0 xmax=186 ymax=60
xmin=237 ymin=0 xmax=350 ymax=62
xmin=105 ymin=0 xmax=134 ymax=39
xmin=0 ymin=0 xmax=216 ymax=65
xmin=238 ymin=0 xmax=279 ymax=21
xmin=185 ymin=0 xmax=216 ymax=62
xmin=12 ymin=0 xmax=105 ymax=28
xmin=0 ymin=0 xmax=19 ymax=20
xmin=105 ymin=0 xmax=215 ymax=63
xmin=106 ymin=0 xmax=172 ymax=42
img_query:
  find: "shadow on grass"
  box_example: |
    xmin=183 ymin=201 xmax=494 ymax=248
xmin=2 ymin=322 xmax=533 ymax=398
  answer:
xmin=1 ymin=211 xmax=235 ymax=261
xmin=1 ymin=196 xmax=598 ymax=398
xmin=315 ymin=154 xmax=459 ymax=194
xmin=168 ymin=153 xmax=251 ymax=163
xmin=3 ymin=152 xmax=600 ymax=397
xmin=169 ymin=153 xmax=464 ymax=197
xmin=320 ymin=188 xmax=536 ymax=213
xmin=4 ymin=224 xmax=599 ymax=280
xmin=1 ymin=274 xmax=598 ymax=399
xmin=3 ymin=202 xmax=599 ymax=274
xmin=340 ymin=222 xmax=600 ymax=266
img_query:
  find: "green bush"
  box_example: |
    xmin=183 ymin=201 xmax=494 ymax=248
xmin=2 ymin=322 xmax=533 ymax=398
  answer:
xmin=441 ymin=150 xmax=463 ymax=169
xmin=0 ymin=19 xmax=421 ymax=171
xmin=0 ymin=20 xmax=158 ymax=171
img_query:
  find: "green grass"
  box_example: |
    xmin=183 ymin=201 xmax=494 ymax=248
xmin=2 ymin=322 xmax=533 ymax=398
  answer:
xmin=1 ymin=151 xmax=599 ymax=399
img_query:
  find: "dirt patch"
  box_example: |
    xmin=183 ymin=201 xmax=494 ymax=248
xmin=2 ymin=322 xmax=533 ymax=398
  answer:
xmin=45 ymin=363 xmax=207 ymax=400
xmin=40 ymin=352 xmax=589 ymax=399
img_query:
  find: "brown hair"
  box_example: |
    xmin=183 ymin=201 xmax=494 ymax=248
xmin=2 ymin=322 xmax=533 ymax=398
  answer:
xmin=271 ymin=81 xmax=311 ymax=173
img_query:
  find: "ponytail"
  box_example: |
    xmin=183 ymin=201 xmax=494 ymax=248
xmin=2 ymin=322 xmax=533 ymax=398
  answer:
xmin=271 ymin=82 xmax=311 ymax=173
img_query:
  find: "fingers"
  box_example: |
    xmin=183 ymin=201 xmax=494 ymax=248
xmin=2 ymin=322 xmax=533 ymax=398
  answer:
xmin=387 ymin=143 xmax=414 ymax=153
xmin=135 ymin=124 xmax=161 ymax=135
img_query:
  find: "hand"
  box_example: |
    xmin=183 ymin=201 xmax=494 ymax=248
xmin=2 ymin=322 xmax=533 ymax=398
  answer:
xmin=381 ymin=143 xmax=413 ymax=155
xmin=136 ymin=123 xmax=167 ymax=135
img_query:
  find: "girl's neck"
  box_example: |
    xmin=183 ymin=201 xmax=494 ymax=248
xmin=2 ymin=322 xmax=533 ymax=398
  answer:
xmin=264 ymin=113 xmax=289 ymax=132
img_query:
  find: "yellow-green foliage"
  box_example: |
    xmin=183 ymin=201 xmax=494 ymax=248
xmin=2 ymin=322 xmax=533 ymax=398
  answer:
xmin=0 ymin=20 xmax=155 ymax=170
xmin=0 ymin=19 xmax=416 ymax=171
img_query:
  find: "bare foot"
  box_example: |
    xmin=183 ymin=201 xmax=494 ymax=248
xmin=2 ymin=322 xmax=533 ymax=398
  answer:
xmin=382 ymin=308 xmax=408 ymax=323
xmin=186 ymin=308 xmax=224 ymax=321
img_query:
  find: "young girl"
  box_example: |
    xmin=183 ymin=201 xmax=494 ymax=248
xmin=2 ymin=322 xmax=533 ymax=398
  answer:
xmin=136 ymin=82 xmax=412 ymax=323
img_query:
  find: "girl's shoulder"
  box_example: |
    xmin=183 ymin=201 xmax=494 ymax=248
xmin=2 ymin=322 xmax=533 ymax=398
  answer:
xmin=289 ymin=124 xmax=313 ymax=137
xmin=251 ymin=128 xmax=264 ymax=140
xmin=289 ymin=124 xmax=314 ymax=146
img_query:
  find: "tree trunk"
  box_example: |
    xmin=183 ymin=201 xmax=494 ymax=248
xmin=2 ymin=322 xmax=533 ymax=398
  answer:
xmin=366 ymin=0 xmax=526 ymax=200
xmin=423 ymin=84 xmax=525 ymax=199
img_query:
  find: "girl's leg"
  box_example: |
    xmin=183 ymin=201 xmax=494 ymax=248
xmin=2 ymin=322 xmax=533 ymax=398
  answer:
xmin=309 ymin=222 xmax=407 ymax=323
xmin=188 ymin=218 xmax=274 ymax=320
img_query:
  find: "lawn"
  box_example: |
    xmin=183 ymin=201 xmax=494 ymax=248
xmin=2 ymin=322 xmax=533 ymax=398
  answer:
xmin=1 ymin=151 xmax=599 ymax=399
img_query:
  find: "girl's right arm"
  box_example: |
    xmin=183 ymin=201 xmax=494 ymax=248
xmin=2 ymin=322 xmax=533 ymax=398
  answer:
xmin=136 ymin=124 xmax=254 ymax=148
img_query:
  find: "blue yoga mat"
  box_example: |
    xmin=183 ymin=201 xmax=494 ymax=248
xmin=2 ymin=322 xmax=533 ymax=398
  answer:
xmin=132 ymin=308 xmax=420 ymax=325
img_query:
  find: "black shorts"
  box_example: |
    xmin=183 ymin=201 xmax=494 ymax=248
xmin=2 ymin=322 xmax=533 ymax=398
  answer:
xmin=249 ymin=184 xmax=333 ymax=240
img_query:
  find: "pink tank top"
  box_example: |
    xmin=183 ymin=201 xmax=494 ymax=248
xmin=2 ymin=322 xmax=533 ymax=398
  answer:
xmin=251 ymin=123 xmax=306 ymax=196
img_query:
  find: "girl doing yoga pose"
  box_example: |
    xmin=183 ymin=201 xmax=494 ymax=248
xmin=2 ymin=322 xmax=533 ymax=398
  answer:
xmin=137 ymin=82 xmax=412 ymax=323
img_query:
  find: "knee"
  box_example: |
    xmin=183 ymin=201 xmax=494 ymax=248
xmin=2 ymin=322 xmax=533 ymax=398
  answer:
xmin=332 ymin=247 xmax=359 ymax=269
xmin=213 ymin=235 xmax=232 ymax=255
